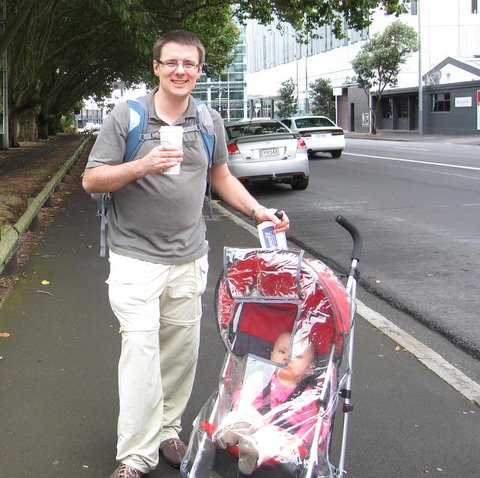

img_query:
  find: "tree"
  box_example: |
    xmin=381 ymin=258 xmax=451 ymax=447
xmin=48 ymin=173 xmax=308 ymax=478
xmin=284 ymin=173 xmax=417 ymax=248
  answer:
xmin=276 ymin=79 xmax=297 ymax=118
xmin=309 ymin=78 xmax=335 ymax=118
xmin=351 ymin=20 xmax=419 ymax=134
xmin=234 ymin=0 xmax=409 ymax=38
xmin=3 ymin=0 xmax=239 ymax=145
xmin=0 ymin=0 xmax=411 ymax=145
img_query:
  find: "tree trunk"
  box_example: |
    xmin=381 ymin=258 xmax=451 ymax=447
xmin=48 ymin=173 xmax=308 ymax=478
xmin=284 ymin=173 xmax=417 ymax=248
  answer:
xmin=17 ymin=109 xmax=39 ymax=142
xmin=8 ymin=110 xmax=20 ymax=148
xmin=36 ymin=113 xmax=49 ymax=140
xmin=371 ymin=98 xmax=378 ymax=135
xmin=371 ymin=109 xmax=377 ymax=135
xmin=48 ymin=116 xmax=61 ymax=136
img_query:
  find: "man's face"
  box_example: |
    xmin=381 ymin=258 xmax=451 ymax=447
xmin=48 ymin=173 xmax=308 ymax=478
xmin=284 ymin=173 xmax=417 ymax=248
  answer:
xmin=153 ymin=41 xmax=203 ymax=98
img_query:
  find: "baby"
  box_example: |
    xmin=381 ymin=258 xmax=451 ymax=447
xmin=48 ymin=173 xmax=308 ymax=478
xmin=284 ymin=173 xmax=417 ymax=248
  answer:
xmin=213 ymin=331 xmax=317 ymax=474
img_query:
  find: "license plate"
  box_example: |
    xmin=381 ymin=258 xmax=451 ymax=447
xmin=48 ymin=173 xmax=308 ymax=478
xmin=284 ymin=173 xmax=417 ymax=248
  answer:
xmin=259 ymin=148 xmax=279 ymax=158
xmin=312 ymin=133 xmax=330 ymax=139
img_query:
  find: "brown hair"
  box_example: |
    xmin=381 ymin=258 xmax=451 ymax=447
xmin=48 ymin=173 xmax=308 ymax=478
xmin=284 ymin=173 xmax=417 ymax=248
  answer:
xmin=153 ymin=30 xmax=205 ymax=64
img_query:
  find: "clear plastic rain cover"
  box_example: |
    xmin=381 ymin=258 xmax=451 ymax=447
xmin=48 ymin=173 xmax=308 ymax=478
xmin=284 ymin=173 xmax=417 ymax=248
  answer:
xmin=181 ymin=248 xmax=353 ymax=478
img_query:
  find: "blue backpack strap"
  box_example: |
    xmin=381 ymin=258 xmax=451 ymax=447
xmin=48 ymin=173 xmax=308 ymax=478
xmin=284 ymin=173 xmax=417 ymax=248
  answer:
xmin=98 ymin=97 xmax=148 ymax=257
xmin=124 ymin=98 xmax=148 ymax=162
xmin=194 ymin=98 xmax=215 ymax=167
xmin=194 ymin=98 xmax=216 ymax=218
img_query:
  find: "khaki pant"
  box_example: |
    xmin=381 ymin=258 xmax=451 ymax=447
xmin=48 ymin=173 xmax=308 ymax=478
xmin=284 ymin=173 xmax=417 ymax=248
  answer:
xmin=107 ymin=250 xmax=209 ymax=472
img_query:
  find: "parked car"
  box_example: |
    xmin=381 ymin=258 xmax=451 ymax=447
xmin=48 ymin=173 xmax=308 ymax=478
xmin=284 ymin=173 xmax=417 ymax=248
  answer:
xmin=224 ymin=119 xmax=309 ymax=190
xmin=83 ymin=122 xmax=102 ymax=134
xmin=281 ymin=116 xmax=345 ymax=158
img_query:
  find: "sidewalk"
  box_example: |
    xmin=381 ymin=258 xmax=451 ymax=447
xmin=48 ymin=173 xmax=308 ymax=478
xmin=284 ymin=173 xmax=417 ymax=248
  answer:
xmin=346 ymin=129 xmax=480 ymax=145
xmin=0 ymin=147 xmax=259 ymax=477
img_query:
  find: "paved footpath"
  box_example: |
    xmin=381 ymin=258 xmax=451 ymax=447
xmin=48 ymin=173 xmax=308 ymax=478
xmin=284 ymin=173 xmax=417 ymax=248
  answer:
xmin=0 ymin=140 xmax=479 ymax=477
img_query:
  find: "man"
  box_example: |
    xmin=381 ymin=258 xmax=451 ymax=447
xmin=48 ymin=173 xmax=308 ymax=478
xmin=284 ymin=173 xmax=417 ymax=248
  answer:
xmin=82 ymin=30 xmax=289 ymax=478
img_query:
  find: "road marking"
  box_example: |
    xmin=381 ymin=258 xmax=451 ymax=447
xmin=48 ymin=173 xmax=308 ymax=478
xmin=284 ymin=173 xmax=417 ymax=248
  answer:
xmin=394 ymin=146 xmax=429 ymax=152
xmin=211 ymin=200 xmax=480 ymax=406
xmin=343 ymin=152 xmax=480 ymax=172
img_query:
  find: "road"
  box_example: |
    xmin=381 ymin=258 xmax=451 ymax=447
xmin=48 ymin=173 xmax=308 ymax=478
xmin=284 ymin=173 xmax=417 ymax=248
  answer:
xmin=245 ymin=138 xmax=480 ymax=362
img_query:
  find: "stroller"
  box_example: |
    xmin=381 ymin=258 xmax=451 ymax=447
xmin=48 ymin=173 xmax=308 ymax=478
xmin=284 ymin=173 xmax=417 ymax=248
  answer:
xmin=182 ymin=216 xmax=362 ymax=478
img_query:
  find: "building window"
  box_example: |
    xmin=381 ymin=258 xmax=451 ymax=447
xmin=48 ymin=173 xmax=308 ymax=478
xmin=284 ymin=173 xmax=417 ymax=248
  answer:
xmin=382 ymin=98 xmax=393 ymax=119
xmin=431 ymin=93 xmax=451 ymax=112
xmin=411 ymin=0 xmax=418 ymax=15
xmin=473 ymin=0 xmax=478 ymax=14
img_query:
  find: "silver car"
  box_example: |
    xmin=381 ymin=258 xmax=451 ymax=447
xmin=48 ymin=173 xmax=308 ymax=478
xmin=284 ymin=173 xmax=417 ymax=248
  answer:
xmin=224 ymin=119 xmax=309 ymax=190
xmin=281 ymin=116 xmax=345 ymax=158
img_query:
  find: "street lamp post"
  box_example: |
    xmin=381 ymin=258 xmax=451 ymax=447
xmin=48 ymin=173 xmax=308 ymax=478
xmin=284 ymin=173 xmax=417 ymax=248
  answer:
xmin=218 ymin=86 xmax=223 ymax=118
xmin=418 ymin=0 xmax=423 ymax=135
xmin=295 ymin=42 xmax=299 ymax=112
xmin=304 ymin=43 xmax=309 ymax=114
xmin=2 ymin=0 xmax=8 ymax=149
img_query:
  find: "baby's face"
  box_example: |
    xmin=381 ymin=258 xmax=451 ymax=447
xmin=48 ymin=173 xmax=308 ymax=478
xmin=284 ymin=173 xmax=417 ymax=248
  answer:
xmin=271 ymin=332 xmax=291 ymax=364
xmin=271 ymin=332 xmax=314 ymax=382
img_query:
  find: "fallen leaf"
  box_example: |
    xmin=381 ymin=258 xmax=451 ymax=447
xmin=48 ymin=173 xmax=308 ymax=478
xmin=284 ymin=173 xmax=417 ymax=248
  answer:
xmin=41 ymin=279 xmax=50 ymax=285
xmin=395 ymin=346 xmax=402 ymax=352
xmin=0 ymin=332 xmax=11 ymax=338
xmin=375 ymin=279 xmax=381 ymax=284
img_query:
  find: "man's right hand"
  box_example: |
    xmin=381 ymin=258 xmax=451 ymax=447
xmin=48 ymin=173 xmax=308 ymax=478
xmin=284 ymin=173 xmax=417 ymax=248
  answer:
xmin=139 ymin=145 xmax=183 ymax=175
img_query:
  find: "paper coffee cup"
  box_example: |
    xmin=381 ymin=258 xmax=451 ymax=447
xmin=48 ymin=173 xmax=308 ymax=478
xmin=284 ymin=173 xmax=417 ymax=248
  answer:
xmin=160 ymin=126 xmax=183 ymax=175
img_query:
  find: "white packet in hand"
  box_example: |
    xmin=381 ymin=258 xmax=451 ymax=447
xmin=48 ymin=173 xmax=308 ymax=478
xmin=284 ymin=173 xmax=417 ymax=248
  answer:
xmin=257 ymin=221 xmax=288 ymax=249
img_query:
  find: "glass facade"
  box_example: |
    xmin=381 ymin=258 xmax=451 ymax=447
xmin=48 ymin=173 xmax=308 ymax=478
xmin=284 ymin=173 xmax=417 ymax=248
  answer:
xmin=193 ymin=19 xmax=369 ymax=120
xmin=194 ymin=24 xmax=247 ymax=120
xmin=247 ymin=21 xmax=368 ymax=74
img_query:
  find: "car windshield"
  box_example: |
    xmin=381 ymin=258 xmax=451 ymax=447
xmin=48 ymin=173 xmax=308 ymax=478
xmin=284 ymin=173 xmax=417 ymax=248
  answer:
xmin=226 ymin=122 xmax=289 ymax=140
xmin=295 ymin=117 xmax=335 ymax=128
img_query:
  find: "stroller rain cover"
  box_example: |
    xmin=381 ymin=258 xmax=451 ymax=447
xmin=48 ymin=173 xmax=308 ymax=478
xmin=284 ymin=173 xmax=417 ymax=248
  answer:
xmin=181 ymin=247 xmax=354 ymax=478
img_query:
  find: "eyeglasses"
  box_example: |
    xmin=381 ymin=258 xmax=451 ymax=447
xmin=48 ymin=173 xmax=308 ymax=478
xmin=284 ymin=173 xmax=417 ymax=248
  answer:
xmin=157 ymin=60 xmax=200 ymax=71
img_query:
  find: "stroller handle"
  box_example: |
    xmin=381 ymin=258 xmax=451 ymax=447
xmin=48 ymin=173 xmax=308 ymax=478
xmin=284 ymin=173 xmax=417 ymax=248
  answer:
xmin=336 ymin=215 xmax=363 ymax=261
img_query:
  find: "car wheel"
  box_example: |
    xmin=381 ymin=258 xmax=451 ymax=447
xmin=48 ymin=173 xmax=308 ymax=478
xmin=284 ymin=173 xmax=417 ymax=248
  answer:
xmin=331 ymin=150 xmax=342 ymax=158
xmin=291 ymin=176 xmax=309 ymax=191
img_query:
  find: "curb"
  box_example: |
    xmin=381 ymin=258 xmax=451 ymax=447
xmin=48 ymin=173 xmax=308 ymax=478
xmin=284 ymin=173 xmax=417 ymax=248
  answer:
xmin=345 ymin=132 xmax=480 ymax=145
xmin=0 ymin=138 xmax=89 ymax=276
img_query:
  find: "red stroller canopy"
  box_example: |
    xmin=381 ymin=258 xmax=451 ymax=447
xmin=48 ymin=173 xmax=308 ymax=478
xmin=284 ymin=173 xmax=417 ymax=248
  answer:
xmin=216 ymin=249 xmax=351 ymax=359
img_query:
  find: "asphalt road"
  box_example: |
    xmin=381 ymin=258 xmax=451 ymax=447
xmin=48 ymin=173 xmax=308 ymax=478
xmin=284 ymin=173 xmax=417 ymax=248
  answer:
xmin=0 ymin=149 xmax=479 ymax=477
xmin=245 ymin=138 xmax=480 ymax=361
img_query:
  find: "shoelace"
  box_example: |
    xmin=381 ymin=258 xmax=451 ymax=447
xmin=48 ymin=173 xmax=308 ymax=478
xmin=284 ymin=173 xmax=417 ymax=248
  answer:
xmin=117 ymin=464 xmax=142 ymax=478
xmin=168 ymin=438 xmax=180 ymax=449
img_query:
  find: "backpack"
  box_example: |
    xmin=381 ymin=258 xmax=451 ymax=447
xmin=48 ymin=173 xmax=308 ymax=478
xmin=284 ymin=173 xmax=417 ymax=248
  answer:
xmin=95 ymin=96 xmax=216 ymax=257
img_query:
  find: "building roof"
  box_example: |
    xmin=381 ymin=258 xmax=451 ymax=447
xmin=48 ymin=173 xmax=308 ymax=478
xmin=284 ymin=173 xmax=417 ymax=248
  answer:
xmin=423 ymin=57 xmax=480 ymax=84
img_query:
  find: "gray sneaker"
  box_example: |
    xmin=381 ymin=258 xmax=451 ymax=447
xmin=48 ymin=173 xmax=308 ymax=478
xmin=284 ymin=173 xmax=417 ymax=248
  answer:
xmin=160 ymin=437 xmax=187 ymax=468
xmin=238 ymin=435 xmax=260 ymax=475
xmin=213 ymin=421 xmax=254 ymax=449
xmin=108 ymin=464 xmax=145 ymax=478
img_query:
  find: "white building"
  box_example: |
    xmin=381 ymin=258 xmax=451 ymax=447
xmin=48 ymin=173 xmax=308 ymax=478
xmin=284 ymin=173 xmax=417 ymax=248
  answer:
xmin=244 ymin=0 xmax=480 ymax=132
